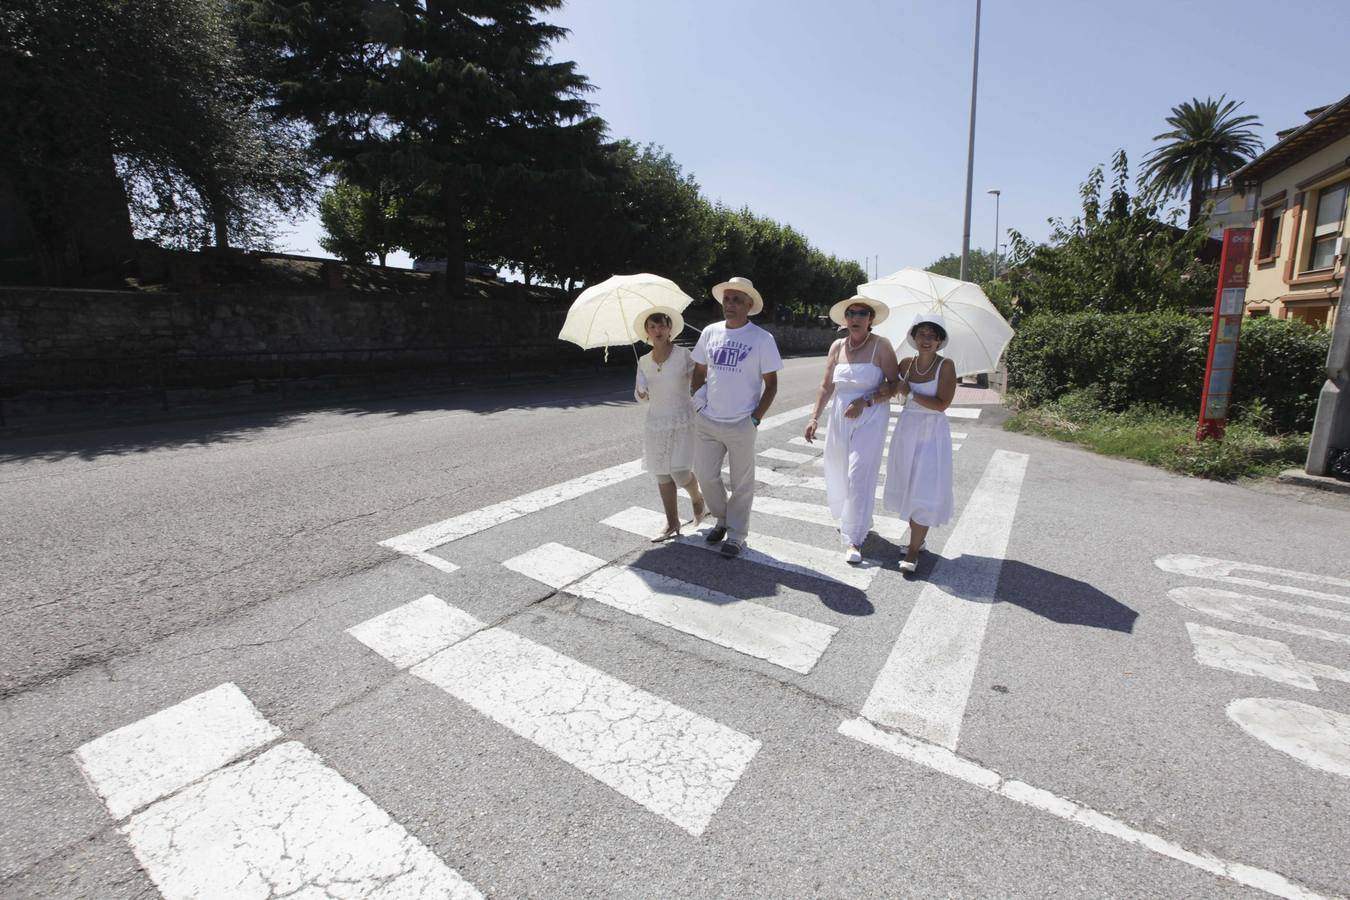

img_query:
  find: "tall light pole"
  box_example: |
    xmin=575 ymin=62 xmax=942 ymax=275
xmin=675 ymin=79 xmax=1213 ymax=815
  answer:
xmin=959 ymin=0 xmax=982 ymax=282
xmin=987 ymin=188 xmax=1001 ymax=278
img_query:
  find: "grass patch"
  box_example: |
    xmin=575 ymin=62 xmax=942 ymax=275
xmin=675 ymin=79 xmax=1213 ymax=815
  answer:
xmin=1005 ymin=389 xmax=1309 ymax=481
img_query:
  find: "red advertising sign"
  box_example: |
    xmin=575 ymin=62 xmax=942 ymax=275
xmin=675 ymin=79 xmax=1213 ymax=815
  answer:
xmin=1196 ymin=227 xmax=1254 ymax=440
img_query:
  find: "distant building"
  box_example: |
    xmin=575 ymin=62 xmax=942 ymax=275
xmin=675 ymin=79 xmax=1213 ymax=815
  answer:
xmin=1231 ymin=94 xmax=1350 ymax=327
xmin=1204 ymin=182 xmax=1256 ymax=240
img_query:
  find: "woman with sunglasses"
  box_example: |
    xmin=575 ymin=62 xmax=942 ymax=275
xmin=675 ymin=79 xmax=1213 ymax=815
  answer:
xmin=804 ymin=295 xmax=899 ymax=564
xmin=885 ymin=313 xmax=956 ymax=573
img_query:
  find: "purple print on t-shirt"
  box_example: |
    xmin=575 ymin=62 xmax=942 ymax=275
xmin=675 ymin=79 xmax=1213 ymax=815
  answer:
xmin=709 ymin=340 xmax=753 ymax=371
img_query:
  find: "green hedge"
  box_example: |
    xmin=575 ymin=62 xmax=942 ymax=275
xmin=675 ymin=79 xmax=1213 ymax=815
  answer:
xmin=1005 ymin=312 xmax=1330 ymax=432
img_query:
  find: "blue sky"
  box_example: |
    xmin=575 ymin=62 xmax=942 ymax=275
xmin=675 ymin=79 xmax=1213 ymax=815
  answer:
xmin=280 ymin=0 xmax=1346 ymax=278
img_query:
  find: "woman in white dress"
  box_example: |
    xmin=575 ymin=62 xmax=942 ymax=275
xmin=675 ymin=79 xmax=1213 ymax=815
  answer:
xmin=804 ymin=295 xmax=899 ymax=564
xmin=884 ymin=313 xmax=957 ymax=573
xmin=634 ymin=307 xmax=706 ymax=542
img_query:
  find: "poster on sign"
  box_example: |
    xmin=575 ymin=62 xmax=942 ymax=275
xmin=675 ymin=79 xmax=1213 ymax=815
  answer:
xmin=1196 ymin=228 xmax=1254 ymax=441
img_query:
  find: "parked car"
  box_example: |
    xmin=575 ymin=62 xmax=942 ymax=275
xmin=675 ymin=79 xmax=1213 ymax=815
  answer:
xmin=412 ymin=258 xmax=498 ymax=279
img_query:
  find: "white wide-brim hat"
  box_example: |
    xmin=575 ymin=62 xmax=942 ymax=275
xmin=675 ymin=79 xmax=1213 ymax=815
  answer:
xmin=633 ymin=305 xmax=686 ymax=344
xmin=710 ymin=276 xmax=764 ymax=317
xmin=905 ymin=312 xmax=949 ymax=350
xmin=828 ymin=294 xmax=889 ymax=327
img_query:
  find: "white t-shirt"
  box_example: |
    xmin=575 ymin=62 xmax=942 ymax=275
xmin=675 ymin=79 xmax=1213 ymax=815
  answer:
xmin=692 ymin=321 xmax=784 ymax=422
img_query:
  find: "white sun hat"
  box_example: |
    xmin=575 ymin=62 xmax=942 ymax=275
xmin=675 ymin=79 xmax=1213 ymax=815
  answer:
xmin=905 ymin=312 xmax=949 ymax=350
xmin=710 ymin=276 xmax=765 ymax=316
xmin=632 ymin=305 xmax=687 ymax=344
xmin=828 ymin=294 xmax=890 ymax=327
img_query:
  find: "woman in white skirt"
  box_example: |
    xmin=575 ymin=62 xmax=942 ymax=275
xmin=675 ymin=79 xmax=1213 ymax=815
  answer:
xmin=884 ymin=313 xmax=957 ymax=573
xmin=805 ymin=295 xmax=899 ymax=564
xmin=634 ymin=307 xmax=706 ymax=542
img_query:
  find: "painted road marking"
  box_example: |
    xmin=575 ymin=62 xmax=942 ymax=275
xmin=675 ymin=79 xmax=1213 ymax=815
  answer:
xmin=759 ymin=447 xmax=815 ymax=465
xmin=74 ymin=683 xmax=282 ymax=820
xmin=839 ymin=717 xmax=1327 ymax=900
xmin=753 ymin=495 xmax=908 ymax=543
xmin=1185 ymin=623 xmax=1350 ymax=692
xmin=603 ymin=506 xmax=877 ymax=590
xmin=811 ymin=443 xmax=962 ymax=468
xmin=381 ymin=459 xmax=647 ymax=556
xmin=378 ymin=404 xmax=815 ymax=567
xmin=348 ymin=594 xmax=484 ymax=670
xmin=1157 ymin=555 xmax=1350 ymax=607
xmin=125 ymin=741 xmax=482 ymax=900
xmin=411 ymin=627 xmax=761 ymax=836
xmin=1227 ymin=698 xmax=1350 ymax=780
xmin=789 ymin=432 xmax=966 ymax=450
xmin=557 ymin=525 xmax=840 ymax=672
xmin=860 ymin=450 xmax=1029 ymax=749
xmin=503 ymin=542 xmax=608 ymax=590
xmin=891 ymin=408 xmax=981 ymax=420
xmin=1168 ymin=587 xmax=1350 ymax=645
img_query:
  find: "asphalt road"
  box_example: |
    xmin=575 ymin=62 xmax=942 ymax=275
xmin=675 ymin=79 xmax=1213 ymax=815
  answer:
xmin=2 ymin=356 xmax=1349 ymax=899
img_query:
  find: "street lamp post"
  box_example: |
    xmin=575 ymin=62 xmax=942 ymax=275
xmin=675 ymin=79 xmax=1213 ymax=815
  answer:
xmin=959 ymin=0 xmax=982 ymax=282
xmin=987 ymin=188 xmax=1001 ymax=278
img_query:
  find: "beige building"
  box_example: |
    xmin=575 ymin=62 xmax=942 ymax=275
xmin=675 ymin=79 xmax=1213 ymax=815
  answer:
xmin=1231 ymin=94 xmax=1350 ymax=327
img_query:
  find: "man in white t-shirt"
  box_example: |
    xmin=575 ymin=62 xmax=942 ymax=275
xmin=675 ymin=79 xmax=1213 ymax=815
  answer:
xmin=691 ymin=276 xmax=783 ymax=557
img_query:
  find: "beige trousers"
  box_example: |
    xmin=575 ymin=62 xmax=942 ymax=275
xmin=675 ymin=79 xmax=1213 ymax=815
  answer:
xmin=692 ymin=413 xmax=757 ymax=543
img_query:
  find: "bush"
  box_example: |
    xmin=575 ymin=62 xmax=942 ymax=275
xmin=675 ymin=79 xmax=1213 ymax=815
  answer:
xmin=1006 ymin=389 xmax=1310 ymax=481
xmin=1006 ymin=312 xmax=1328 ymax=432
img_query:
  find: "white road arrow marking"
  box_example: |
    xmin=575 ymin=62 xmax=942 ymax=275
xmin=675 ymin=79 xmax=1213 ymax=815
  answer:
xmin=1228 ymin=698 xmax=1350 ymax=780
xmin=1169 ymin=587 xmax=1350 ymax=645
xmin=1184 ymin=623 xmax=1350 ymax=691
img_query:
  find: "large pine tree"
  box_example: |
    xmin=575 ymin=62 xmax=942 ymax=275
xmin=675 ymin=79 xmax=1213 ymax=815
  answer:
xmin=245 ymin=0 xmax=604 ymax=296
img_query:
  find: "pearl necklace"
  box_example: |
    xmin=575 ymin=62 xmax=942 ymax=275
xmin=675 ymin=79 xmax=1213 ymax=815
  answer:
xmin=910 ymin=353 xmax=939 ymax=378
xmin=846 ymin=333 xmax=870 ymax=353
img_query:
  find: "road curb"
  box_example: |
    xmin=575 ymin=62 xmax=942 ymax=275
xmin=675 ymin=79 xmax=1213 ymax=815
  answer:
xmin=1276 ymin=468 xmax=1350 ymax=494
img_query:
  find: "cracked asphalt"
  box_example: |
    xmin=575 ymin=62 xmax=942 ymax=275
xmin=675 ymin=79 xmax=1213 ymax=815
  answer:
xmin=3 ymin=357 xmax=1349 ymax=899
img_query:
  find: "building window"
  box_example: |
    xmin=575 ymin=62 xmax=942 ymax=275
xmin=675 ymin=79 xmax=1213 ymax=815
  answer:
xmin=1307 ymin=181 xmax=1347 ymax=272
xmin=1257 ymin=205 xmax=1282 ymax=260
xmin=1291 ymin=305 xmax=1331 ymax=328
xmin=1247 ymin=307 xmax=1269 ymax=317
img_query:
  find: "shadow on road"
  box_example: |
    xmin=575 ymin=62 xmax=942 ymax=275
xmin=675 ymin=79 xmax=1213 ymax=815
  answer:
xmin=627 ymin=543 xmax=876 ymax=618
xmin=918 ymin=553 xmax=1138 ymax=633
xmin=0 ymin=370 xmax=637 ymax=464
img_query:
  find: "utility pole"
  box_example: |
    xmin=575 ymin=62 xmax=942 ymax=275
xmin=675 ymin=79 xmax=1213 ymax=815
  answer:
xmin=1305 ymin=292 xmax=1350 ymax=477
xmin=987 ymin=189 xmax=1001 ymax=278
xmin=959 ymin=0 xmax=982 ymax=282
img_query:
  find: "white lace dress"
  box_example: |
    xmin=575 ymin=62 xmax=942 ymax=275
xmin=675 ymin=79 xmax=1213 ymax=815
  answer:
xmin=635 ymin=345 xmax=695 ymax=476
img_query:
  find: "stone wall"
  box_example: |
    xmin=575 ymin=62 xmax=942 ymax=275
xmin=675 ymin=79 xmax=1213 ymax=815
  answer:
xmin=0 ymin=285 xmax=839 ymax=396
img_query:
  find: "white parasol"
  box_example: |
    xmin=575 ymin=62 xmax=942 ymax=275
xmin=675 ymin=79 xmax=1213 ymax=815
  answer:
xmin=863 ymin=268 xmax=1014 ymax=377
xmin=558 ymin=274 xmax=696 ymax=356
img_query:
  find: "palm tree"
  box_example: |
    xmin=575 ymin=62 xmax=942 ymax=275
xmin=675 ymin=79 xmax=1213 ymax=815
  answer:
xmin=1141 ymin=96 xmax=1263 ymax=227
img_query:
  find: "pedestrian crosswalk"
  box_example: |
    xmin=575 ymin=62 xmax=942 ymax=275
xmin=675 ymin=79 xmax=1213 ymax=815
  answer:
xmin=71 ymin=403 xmax=1011 ymax=895
xmin=55 ymin=396 xmax=1348 ymax=900
xmin=75 ymin=683 xmax=484 ymax=900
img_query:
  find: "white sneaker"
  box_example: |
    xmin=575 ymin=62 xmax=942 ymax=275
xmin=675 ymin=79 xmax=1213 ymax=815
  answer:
xmin=898 ymin=559 xmax=918 ymax=574
xmin=845 ymin=546 xmax=862 ymax=564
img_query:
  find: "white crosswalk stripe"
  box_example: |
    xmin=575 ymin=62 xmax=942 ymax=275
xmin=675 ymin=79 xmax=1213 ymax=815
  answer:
xmin=753 ymin=495 xmax=908 ymax=543
xmin=603 ymin=506 xmax=879 ymax=590
xmin=510 ymin=537 xmax=840 ymax=673
xmin=413 ymin=627 xmax=761 ymax=837
xmin=890 ymin=407 xmax=982 ymax=420
xmin=350 ymin=594 xmax=765 ymax=836
xmin=860 ymin=449 xmax=1030 ymax=749
xmin=760 ymin=447 xmax=816 ymax=465
xmin=76 ymin=683 xmax=482 ymax=900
